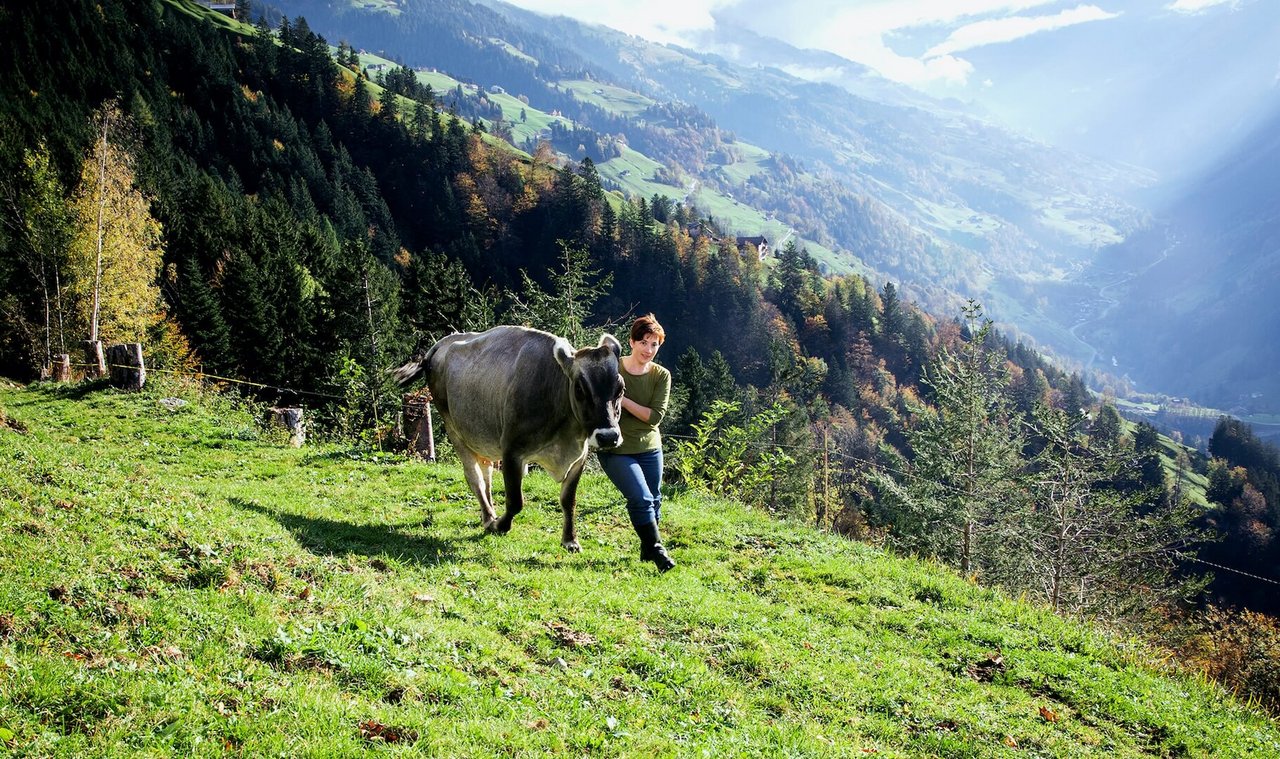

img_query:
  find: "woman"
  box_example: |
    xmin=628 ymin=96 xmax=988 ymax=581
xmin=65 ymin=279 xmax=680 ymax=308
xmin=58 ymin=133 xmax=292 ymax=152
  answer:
xmin=598 ymin=314 xmax=675 ymax=572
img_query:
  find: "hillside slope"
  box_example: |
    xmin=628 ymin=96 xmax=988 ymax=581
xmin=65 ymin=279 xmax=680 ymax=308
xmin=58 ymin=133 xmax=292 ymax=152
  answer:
xmin=1 ymin=380 xmax=1277 ymax=756
xmin=270 ymin=0 xmax=1152 ymax=350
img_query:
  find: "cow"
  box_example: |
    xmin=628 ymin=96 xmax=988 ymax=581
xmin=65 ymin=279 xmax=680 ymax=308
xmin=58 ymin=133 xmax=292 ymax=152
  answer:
xmin=391 ymin=326 xmax=625 ymax=552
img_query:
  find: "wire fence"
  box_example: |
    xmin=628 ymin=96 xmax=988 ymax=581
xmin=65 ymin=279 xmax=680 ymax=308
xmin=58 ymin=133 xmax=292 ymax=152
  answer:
xmin=53 ymin=362 xmax=1280 ymax=590
xmin=70 ymin=360 xmax=345 ymax=401
xmin=663 ymin=431 xmax=1280 ymax=589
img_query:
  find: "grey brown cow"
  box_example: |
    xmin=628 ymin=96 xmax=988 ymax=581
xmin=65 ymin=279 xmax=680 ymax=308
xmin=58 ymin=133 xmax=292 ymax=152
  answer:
xmin=391 ymin=326 xmax=625 ymax=551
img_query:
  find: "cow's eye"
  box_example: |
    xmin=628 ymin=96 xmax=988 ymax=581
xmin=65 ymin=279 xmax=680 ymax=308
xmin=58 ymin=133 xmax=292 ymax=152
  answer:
xmin=574 ymin=379 xmax=588 ymax=400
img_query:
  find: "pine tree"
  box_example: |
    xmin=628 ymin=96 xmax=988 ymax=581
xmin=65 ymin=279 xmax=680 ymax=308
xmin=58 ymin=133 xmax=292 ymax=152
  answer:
xmin=508 ymin=240 xmax=612 ymax=347
xmin=874 ymin=301 xmax=1024 ymax=575
xmin=1089 ymin=403 xmax=1125 ymax=449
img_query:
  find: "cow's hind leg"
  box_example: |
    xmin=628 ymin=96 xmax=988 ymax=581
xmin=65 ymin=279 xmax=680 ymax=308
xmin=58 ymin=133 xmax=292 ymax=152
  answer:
xmin=558 ymin=457 xmax=587 ymax=553
xmin=493 ymin=456 xmax=526 ymax=535
xmin=457 ymin=446 xmax=499 ymax=530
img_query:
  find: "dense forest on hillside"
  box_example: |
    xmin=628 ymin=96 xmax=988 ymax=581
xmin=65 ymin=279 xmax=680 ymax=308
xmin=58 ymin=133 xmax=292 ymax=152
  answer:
xmin=2 ymin=0 xmax=1279 ymax=709
xmin=267 ymin=0 xmax=973 ymax=302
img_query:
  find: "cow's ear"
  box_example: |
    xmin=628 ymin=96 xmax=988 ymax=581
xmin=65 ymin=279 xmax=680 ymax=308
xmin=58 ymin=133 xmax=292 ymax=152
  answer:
xmin=600 ymin=333 xmax=622 ymax=358
xmin=554 ymin=338 xmax=576 ymax=377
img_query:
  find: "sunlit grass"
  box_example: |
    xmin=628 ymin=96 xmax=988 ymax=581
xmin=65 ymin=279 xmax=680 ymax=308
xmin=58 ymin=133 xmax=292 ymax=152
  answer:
xmin=1 ymin=380 xmax=1277 ymax=756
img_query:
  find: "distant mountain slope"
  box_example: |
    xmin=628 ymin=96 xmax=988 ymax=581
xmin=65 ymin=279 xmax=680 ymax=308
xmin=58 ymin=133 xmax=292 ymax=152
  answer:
xmin=1085 ymin=100 xmax=1280 ymax=412
xmin=270 ymin=0 xmax=1155 ymax=355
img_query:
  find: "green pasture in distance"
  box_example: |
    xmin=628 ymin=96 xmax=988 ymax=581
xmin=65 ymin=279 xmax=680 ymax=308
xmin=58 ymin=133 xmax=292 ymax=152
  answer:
xmin=558 ymin=80 xmax=656 ymax=116
xmin=714 ymin=141 xmax=774 ymax=187
xmin=490 ymin=37 xmax=537 ymax=66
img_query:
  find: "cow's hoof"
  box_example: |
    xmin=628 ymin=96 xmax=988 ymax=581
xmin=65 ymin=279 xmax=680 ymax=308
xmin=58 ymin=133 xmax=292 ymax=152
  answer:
xmin=562 ymin=540 xmax=582 ymax=553
xmin=483 ymin=519 xmax=502 ymax=534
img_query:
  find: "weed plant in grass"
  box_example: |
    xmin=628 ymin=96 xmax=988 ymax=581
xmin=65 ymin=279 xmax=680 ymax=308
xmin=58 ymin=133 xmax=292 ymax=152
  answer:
xmin=1 ymin=379 xmax=1278 ymax=756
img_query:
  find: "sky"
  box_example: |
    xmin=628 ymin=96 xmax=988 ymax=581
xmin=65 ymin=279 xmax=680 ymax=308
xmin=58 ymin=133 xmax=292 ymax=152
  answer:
xmin=498 ymin=0 xmax=1246 ymax=90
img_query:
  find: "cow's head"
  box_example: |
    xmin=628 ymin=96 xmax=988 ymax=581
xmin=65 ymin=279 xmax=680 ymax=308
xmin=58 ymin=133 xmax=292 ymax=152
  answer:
xmin=555 ymin=334 xmax=624 ymax=450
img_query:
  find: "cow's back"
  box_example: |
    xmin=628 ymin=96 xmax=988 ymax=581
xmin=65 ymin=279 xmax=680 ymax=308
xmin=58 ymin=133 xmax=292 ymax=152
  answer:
xmin=426 ymin=327 xmax=570 ymax=458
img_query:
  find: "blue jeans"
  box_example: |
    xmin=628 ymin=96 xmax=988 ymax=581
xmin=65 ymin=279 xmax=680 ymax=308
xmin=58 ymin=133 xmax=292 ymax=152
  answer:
xmin=598 ymin=449 xmax=663 ymax=527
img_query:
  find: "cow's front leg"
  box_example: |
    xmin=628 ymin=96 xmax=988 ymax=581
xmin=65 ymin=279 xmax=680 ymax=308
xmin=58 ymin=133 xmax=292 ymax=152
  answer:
xmin=558 ymin=457 xmax=587 ymax=552
xmin=493 ymin=455 xmax=525 ymax=534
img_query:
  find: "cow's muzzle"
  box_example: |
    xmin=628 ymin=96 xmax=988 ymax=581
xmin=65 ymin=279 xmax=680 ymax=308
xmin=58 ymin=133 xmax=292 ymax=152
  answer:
xmin=590 ymin=428 xmax=621 ymax=450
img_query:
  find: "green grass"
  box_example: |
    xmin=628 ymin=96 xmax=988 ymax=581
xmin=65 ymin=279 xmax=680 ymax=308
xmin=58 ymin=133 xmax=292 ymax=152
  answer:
xmin=3 ymin=380 xmax=1276 ymax=755
xmin=558 ymin=80 xmax=656 ymax=117
xmin=491 ymin=38 xmax=538 ymax=67
xmin=597 ymin=145 xmax=682 ymax=200
xmin=714 ymin=141 xmax=773 ymax=186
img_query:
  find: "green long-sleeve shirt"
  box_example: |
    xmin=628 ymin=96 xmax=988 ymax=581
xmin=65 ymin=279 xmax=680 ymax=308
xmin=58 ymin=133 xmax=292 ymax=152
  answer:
xmin=615 ymin=362 xmax=671 ymax=454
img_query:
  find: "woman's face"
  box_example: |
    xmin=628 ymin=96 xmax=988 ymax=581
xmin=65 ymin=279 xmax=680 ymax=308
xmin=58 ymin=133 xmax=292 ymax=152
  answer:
xmin=630 ymin=332 xmax=662 ymax=364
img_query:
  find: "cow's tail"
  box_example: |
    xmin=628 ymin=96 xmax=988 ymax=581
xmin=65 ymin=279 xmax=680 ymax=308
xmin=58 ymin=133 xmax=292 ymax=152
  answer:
xmin=389 ymin=341 xmax=438 ymax=387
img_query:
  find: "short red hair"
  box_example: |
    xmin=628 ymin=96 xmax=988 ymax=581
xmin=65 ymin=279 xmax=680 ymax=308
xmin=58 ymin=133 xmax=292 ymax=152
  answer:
xmin=629 ymin=313 xmax=665 ymax=343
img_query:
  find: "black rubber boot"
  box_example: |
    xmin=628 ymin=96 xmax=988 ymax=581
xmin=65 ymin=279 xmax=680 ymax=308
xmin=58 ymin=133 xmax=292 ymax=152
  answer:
xmin=635 ymin=521 xmax=676 ymax=573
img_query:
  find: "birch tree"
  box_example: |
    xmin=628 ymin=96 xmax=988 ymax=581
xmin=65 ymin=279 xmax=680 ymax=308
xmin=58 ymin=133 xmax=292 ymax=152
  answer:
xmin=66 ymin=103 xmax=164 ymax=346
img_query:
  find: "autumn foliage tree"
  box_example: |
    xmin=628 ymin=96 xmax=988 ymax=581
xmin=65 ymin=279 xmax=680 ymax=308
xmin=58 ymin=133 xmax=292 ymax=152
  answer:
xmin=65 ymin=103 xmax=164 ymax=349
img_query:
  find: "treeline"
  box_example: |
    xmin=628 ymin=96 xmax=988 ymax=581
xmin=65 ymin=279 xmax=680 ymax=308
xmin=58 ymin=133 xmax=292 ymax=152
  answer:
xmin=1204 ymin=418 xmax=1280 ymax=612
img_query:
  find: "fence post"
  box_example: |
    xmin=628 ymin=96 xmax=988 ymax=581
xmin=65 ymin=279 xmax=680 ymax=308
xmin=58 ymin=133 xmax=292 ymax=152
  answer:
xmin=268 ymin=407 xmax=306 ymax=447
xmin=402 ymin=390 xmax=436 ymax=461
xmin=106 ymin=343 xmax=146 ymax=390
xmin=83 ymin=340 xmax=105 ymax=378
xmin=52 ymin=354 xmax=71 ymax=382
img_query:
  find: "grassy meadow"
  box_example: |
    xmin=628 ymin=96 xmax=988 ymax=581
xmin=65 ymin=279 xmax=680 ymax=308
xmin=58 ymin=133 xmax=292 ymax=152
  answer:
xmin=1 ymin=379 xmax=1277 ymax=756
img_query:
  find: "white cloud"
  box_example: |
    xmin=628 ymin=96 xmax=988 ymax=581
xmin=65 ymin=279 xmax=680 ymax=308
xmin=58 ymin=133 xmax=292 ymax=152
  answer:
xmin=925 ymin=5 xmax=1121 ymax=58
xmin=499 ymin=0 xmax=730 ymax=46
xmin=776 ymin=64 xmax=848 ymax=84
xmin=500 ymin=0 xmax=1124 ymax=89
xmin=1167 ymin=0 xmax=1239 ymax=13
xmin=796 ymin=2 xmax=1057 ymax=87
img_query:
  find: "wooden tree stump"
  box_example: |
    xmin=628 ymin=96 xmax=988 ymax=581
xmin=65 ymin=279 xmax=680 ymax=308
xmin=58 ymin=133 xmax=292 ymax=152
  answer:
xmin=269 ymin=407 xmax=305 ymax=447
xmin=402 ymin=390 xmax=436 ymax=461
xmin=106 ymin=343 xmax=146 ymax=390
xmin=52 ymin=354 xmax=71 ymax=382
xmin=83 ymin=340 xmax=105 ymax=378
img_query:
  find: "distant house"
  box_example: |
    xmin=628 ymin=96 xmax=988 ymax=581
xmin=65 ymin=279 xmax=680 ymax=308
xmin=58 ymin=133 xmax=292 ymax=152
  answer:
xmin=736 ymin=235 xmax=770 ymax=261
xmin=489 ymin=85 xmax=506 ymax=95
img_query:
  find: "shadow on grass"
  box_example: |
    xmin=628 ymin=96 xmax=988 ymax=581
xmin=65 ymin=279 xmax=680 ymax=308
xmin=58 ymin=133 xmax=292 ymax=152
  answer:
xmin=232 ymin=497 xmax=461 ymax=566
xmin=10 ymin=379 xmax=112 ymax=405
